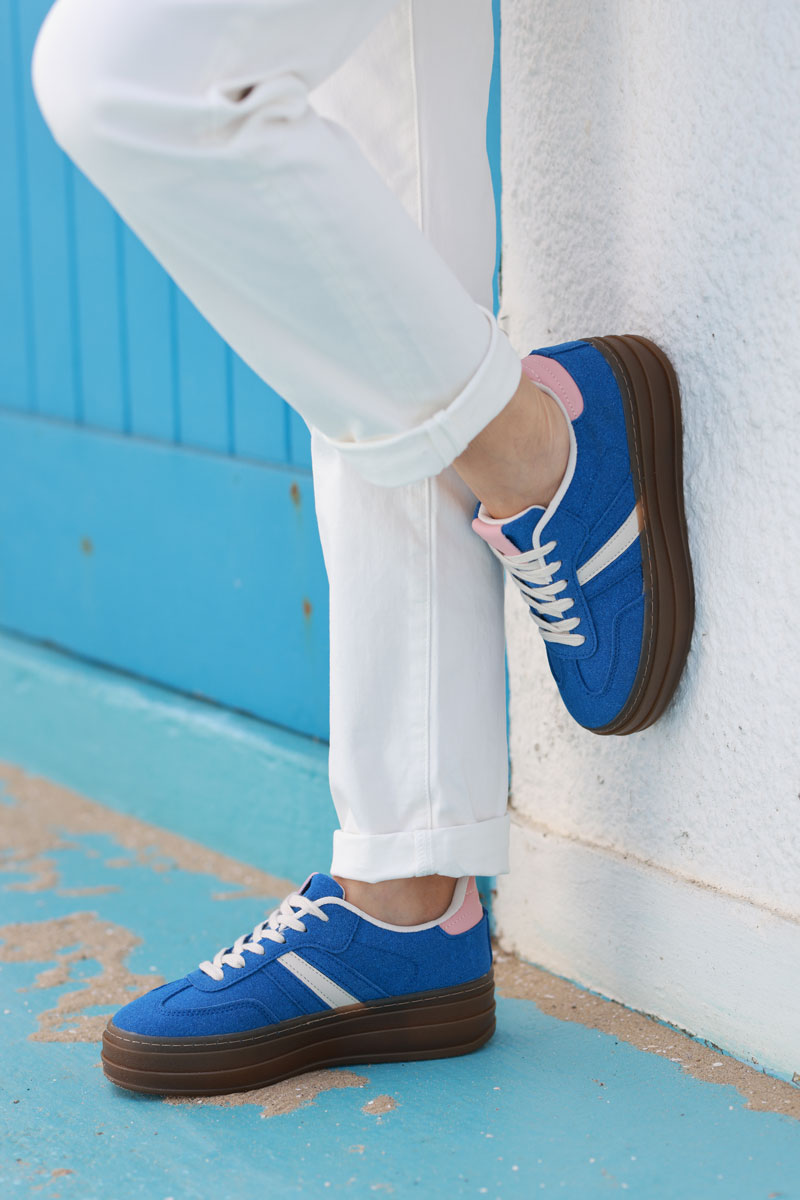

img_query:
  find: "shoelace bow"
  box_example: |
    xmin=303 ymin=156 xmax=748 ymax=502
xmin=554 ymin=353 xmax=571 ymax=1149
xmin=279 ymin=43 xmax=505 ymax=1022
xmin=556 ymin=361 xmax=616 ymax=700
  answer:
xmin=487 ymin=537 xmax=585 ymax=647
xmin=199 ymin=892 xmax=329 ymax=981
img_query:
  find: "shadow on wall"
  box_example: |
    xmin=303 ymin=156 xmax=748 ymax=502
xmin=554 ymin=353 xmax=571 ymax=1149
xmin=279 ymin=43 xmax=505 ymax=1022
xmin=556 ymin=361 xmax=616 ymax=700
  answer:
xmin=497 ymin=0 xmax=800 ymax=1075
xmin=501 ymin=0 xmax=800 ymax=904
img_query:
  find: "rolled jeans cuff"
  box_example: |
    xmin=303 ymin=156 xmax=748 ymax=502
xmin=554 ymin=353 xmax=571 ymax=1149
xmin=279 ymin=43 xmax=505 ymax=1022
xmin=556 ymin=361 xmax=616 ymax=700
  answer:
xmin=317 ymin=306 xmax=523 ymax=487
xmin=330 ymin=813 xmax=510 ymax=883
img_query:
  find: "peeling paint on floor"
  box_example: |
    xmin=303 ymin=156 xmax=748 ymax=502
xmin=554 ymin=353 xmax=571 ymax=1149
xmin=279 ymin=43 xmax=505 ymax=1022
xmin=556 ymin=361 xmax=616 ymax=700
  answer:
xmin=166 ymin=1070 xmax=371 ymax=1119
xmin=494 ymin=953 xmax=800 ymax=1121
xmin=0 ymin=761 xmax=293 ymax=899
xmin=0 ymin=912 xmax=162 ymax=1042
xmin=3 ymin=758 xmax=800 ymax=1198
xmin=57 ymin=885 xmax=120 ymax=898
xmin=361 ymin=1095 xmax=397 ymax=1117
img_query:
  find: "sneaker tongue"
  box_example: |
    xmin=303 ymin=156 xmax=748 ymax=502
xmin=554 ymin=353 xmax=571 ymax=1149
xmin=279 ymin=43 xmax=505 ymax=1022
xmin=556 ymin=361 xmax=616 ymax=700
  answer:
xmin=299 ymin=872 xmax=345 ymax=902
xmin=499 ymin=505 xmax=547 ymax=553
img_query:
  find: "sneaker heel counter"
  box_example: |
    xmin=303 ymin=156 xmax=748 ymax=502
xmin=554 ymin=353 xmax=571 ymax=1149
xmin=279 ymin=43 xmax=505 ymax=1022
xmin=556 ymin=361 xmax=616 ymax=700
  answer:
xmin=482 ymin=909 xmax=494 ymax=972
xmin=441 ymin=876 xmax=483 ymax=936
xmin=528 ymin=338 xmax=589 ymax=359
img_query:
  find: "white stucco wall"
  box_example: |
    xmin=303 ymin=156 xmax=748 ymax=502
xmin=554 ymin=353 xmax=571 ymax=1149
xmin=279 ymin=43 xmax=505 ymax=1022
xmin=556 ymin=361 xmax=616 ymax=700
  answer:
xmin=495 ymin=0 xmax=800 ymax=1076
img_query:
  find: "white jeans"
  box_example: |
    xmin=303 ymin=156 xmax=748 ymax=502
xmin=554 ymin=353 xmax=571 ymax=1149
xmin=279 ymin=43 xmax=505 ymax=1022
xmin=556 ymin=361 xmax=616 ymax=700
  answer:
xmin=31 ymin=0 xmax=519 ymax=881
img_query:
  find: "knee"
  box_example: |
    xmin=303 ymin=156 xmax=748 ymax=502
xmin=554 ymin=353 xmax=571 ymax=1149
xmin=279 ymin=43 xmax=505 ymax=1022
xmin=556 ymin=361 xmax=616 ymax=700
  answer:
xmin=32 ymin=0 xmax=310 ymax=176
xmin=31 ymin=0 xmax=114 ymax=165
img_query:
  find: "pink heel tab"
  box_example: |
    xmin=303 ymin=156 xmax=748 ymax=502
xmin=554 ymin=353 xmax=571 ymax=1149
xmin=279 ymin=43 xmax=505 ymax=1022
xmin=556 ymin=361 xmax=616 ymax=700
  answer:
xmin=472 ymin=516 xmax=519 ymax=557
xmin=521 ymin=354 xmax=584 ymax=421
xmin=441 ymin=877 xmax=483 ymax=935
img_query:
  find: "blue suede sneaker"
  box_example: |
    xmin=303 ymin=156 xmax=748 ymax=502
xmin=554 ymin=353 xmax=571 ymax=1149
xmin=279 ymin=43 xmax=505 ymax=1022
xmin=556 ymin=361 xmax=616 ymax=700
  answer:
xmin=101 ymin=873 xmax=494 ymax=1095
xmin=473 ymin=335 xmax=694 ymax=734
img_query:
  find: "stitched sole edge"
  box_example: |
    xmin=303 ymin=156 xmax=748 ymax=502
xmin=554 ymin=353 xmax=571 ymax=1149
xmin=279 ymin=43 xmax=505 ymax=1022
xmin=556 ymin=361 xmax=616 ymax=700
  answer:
xmin=101 ymin=970 xmax=496 ymax=1096
xmin=584 ymin=335 xmax=695 ymax=735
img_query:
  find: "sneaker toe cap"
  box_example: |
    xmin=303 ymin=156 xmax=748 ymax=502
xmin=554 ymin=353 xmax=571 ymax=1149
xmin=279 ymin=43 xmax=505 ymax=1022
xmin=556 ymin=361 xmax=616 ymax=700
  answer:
xmin=552 ymin=592 xmax=645 ymax=730
xmin=111 ymin=978 xmax=272 ymax=1037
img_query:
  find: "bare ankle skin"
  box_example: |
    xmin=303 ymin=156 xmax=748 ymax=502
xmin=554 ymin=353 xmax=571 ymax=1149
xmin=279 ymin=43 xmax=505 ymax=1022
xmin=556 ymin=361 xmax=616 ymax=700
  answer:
xmin=452 ymin=372 xmax=570 ymax=518
xmin=332 ymin=874 xmax=457 ymax=925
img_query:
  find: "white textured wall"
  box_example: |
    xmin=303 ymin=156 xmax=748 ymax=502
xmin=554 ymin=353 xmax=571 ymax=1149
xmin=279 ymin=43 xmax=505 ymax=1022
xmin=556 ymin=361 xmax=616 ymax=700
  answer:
xmin=496 ymin=0 xmax=800 ymax=1074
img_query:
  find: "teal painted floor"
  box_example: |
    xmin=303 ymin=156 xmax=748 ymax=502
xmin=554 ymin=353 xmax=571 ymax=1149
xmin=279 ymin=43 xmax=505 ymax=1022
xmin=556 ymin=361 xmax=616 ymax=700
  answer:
xmin=2 ymin=635 xmax=800 ymax=1198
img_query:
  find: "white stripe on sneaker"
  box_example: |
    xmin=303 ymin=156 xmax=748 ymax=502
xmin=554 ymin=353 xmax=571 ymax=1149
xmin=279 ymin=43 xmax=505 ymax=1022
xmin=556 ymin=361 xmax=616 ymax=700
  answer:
xmin=277 ymin=951 xmax=359 ymax=1009
xmin=576 ymin=504 xmax=642 ymax=587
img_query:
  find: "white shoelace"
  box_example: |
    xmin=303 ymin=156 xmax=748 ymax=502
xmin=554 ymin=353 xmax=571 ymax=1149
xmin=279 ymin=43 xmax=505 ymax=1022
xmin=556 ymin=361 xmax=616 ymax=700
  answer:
xmin=199 ymin=892 xmax=329 ymax=981
xmin=487 ymin=538 xmax=585 ymax=647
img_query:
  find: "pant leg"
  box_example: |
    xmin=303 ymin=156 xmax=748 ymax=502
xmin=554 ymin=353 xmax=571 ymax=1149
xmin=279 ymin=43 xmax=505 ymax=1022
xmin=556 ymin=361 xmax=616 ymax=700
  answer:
xmin=310 ymin=1 xmax=510 ymax=881
xmin=30 ymin=0 xmax=522 ymax=487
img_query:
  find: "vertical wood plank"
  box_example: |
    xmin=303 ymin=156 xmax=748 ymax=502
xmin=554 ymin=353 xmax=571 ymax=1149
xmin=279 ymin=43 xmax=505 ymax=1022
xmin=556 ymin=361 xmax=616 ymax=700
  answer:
xmin=287 ymin=408 xmax=313 ymax=468
xmin=230 ymin=354 xmax=288 ymax=463
xmin=173 ymin=289 xmax=229 ymax=452
xmin=124 ymin=227 xmax=178 ymax=443
xmin=17 ymin=0 xmax=79 ymax=420
xmin=0 ymin=0 xmax=32 ymax=411
xmin=72 ymin=168 xmax=127 ymax=431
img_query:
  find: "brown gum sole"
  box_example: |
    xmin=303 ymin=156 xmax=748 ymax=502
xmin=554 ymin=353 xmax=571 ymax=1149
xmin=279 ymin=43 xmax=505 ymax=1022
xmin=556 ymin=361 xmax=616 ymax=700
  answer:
xmin=583 ymin=335 xmax=695 ymax=735
xmin=101 ymin=970 xmax=496 ymax=1096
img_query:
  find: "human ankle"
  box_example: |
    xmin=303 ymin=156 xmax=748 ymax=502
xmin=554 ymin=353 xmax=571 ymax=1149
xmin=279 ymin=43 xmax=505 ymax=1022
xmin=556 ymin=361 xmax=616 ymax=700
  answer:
xmin=332 ymin=874 xmax=457 ymax=925
xmin=453 ymin=374 xmax=570 ymax=519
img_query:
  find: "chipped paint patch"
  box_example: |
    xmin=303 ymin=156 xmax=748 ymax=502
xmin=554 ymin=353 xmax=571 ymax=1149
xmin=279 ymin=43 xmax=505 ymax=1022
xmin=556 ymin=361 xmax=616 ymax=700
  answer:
xmin=494 ymin=952 xmax=800 ymax=1120
xmin=0 ymin=912 xmax=163 ymax=1042
xmin=362 ymin=1095 xmax=397 ymax=1116
xmin=165 ymin=1069 xmax=369 ymax=1118
xmin=0 ymin=762 xmax=293 ymax=899
xmin=4 ymin=759 xmax=797 ymax=1121
xmin=3 ymin=775 xmax=800 ymax=1197
xmin=5 ymin=855 xmax=61 ymax=894
xmin=57 ymin=885 xmax=119 ymax=897
xmin=211 ymin=884 xmax=289 ymax=902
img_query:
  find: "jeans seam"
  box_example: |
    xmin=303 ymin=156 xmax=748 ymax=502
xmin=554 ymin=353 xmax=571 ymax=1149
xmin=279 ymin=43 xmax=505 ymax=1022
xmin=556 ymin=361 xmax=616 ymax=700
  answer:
xmin=410 ymin=0 xmax=433 ymax=853
xmin=423 ymin=475 xmax=434 ymax=850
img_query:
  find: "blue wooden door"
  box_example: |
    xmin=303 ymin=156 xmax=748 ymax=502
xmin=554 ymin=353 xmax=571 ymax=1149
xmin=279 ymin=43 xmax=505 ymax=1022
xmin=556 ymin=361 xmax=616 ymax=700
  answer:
xmin=0 ymin=0 xmax=501 ymax=743
xmin=0 ymin=0 xmax=330 ymax=739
